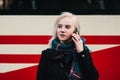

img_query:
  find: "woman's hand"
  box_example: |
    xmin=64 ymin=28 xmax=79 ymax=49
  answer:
xmin=72 ymin=33 xmax=84 ymax=53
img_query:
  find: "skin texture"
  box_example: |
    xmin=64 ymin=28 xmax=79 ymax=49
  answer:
xmin=57 ymin=16 xmax=83 ymax=53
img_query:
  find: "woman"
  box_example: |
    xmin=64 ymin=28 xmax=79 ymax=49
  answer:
xmin=37 ymin=12 xmax=99 ymax=80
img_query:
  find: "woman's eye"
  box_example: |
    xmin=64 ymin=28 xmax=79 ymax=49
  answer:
xmin=58 ymin=25 xmax=62 ymax=28
xmin=65 ymin=25 xmax=71 ymax=29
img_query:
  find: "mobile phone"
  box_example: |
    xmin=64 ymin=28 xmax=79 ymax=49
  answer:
xmin=72 ymin=28 xmax=78 ymax=41
xmin=73 ymin=28 xmax=78 ymax=34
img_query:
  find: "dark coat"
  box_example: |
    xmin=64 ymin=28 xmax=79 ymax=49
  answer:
xmin=37 ymin=47 xmax=99 ymax=80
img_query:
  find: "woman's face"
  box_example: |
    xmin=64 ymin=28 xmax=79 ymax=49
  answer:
xmin=57 ymin=16 xmax=75 ymax=44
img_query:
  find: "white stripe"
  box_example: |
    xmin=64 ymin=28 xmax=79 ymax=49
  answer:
xmin=79 ymin=15 xmax=120 ymax=35
xmin=0 ymin=15 xmax=120 ymax=35
xmin=87 ymin=44 xmax=119 ymax=52
xmin=0 ymin=44 xmax=48 ymax=54
xmin=0 ymin=63 xmax=38 ymax=73
xmin=0 ymin=44 xmax=119 ymax=54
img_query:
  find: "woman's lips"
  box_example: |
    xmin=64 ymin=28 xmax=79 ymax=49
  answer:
xmin=60 ymin=34 xmax=65 ymax=37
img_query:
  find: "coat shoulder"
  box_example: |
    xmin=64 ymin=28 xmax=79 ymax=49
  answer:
xmin=41 ymin=48 xmax=56 ymax=56
xmin=42 ymin=48 xmax=55 ymax=54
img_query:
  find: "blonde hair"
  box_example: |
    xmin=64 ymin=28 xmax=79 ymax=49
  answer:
xmin=48 ymin=12 xmax=81 ymax=47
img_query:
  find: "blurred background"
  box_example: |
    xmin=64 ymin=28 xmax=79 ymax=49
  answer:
xmin=0 ymin=0 xmax=120 ymax=14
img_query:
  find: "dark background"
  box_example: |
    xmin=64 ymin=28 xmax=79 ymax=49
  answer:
xmin=0 ymin=0 xmax=120 ymax=15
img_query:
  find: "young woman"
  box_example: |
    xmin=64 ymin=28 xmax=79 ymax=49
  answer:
xmin=37 ymin=12 xmax=99 ymax=80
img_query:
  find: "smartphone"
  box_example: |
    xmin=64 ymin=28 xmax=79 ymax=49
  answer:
xmin=73 ymin=28 xmax=78 ymax=34
xmin=72 ymin=28 xmax=78 ymax=41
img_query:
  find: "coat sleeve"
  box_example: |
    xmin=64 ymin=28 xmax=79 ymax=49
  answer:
xmin=77 ymin=46 xmax=99 ymax=80
xmin=36 ymin=50 xmax=48 ymax=80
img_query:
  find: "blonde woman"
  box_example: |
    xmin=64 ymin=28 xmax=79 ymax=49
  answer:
xmin=37 ymin=12 xmax=99 ymax=80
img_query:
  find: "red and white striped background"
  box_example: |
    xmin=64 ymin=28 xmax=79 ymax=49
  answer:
xmin=0 ymin=15 xmax=120 ymax=80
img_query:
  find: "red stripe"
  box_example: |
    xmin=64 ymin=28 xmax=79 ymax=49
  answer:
xmin=0 ymin=66 xmax=38 ymax=80
xmin=91 ymin=46 xmax=120 ymax=80
xmin=84 ymin=35 xmax=120 ymax=44
xmin=0 ymin=35 xmax=120 ymax=44
xmin=0 ymin=46 xmax=119 ymax=63
xmin=0 ymin=35 xmax=51 ymax=44
xmin=0 ymin=54 xmax=41 ymax=63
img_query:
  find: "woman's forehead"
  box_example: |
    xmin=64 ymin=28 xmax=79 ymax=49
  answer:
xmin=58 ymin=17 xmax=75 ymax=25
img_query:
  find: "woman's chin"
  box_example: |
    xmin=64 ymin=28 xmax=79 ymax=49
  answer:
xmin=60 ymin=39 xmax=73 ymax=44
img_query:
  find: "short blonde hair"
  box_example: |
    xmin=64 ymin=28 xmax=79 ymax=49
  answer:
xmin=49 ymin=12 xmax=81 ymax=47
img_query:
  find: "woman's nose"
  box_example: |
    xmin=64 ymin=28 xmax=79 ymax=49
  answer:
xmin=60 ymin=27 xmax=65 ymax=32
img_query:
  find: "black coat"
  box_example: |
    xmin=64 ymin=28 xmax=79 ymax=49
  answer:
xmin=37 ymin=47 xmax=99 ymax=80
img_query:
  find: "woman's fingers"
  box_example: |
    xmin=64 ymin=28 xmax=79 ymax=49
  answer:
xmin=72 ymin=33 xmax=84 ymax=53
xmin=72 ymin=33 xmax=80 ymax=42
